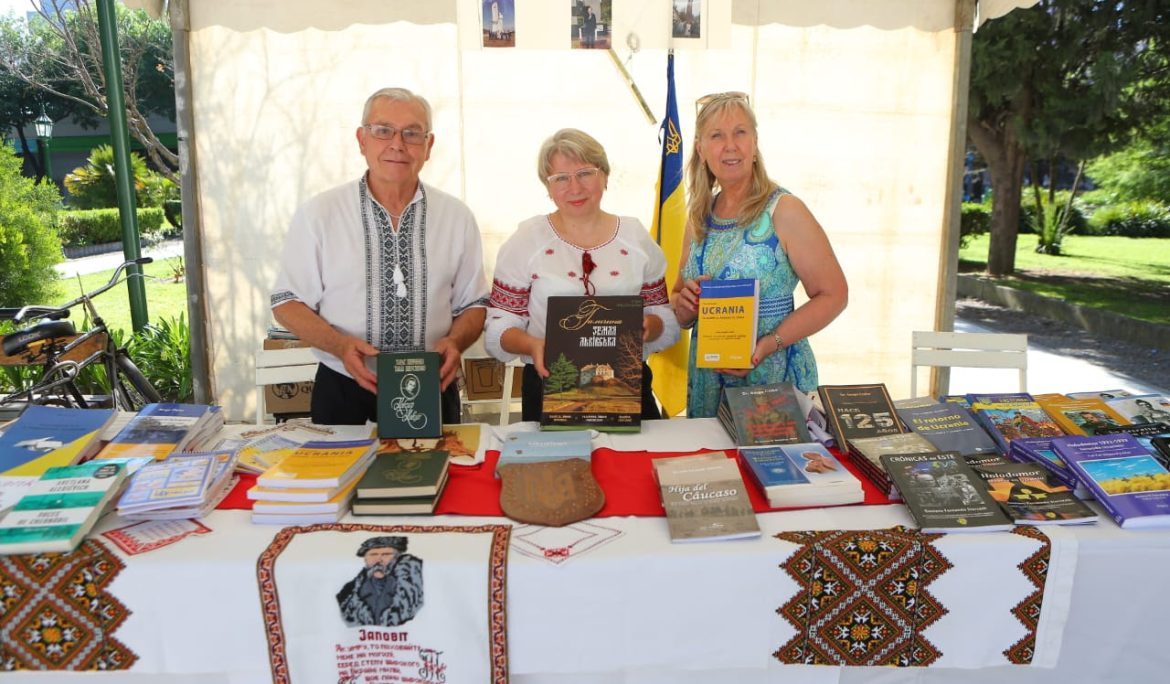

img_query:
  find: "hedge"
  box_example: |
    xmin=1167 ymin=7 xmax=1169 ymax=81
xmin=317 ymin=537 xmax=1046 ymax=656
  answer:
xmin=58 ymin=207 xmax=166 ymax=247
xmin=1087 ymin=201 xmax=1170 ymax=238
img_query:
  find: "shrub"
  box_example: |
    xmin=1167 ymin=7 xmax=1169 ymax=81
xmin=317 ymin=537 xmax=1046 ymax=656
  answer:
xmin=1087 ymin=201 xmax=1170 ymax=238
xmin=62 ymin=144 xmax=173 ymax=209
xmin=0 ymin=151 xmax=63 ymax=308
xmin=1018 ymin=190 xmax=1088 ymax=235
xmin=58 ymin=207 xmax=166 ymax=246
xmin=959 ymin=203 xmax=990 ymax=247
xmin=127 ymin=313 xmax=192 ymax=402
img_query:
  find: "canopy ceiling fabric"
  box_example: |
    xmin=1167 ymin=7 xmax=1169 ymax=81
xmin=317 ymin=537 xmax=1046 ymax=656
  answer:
xmin=154 ymin=0 xmax=1039 ymax=418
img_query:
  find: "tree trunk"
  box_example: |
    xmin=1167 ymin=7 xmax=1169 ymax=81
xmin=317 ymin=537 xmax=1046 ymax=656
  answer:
xmin=968 ymin=114 xmax=1028 ymax=276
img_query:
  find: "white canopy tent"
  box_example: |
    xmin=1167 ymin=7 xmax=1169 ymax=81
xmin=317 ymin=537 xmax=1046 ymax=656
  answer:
xmin=123 ymin=0 xmax=1036 ymax=420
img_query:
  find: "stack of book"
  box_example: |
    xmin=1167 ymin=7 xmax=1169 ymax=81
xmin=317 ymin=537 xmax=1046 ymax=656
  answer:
xmin=247 ymin=439 xmax=377 ymax=524
xmin=116 ymin=449 xmax=238 ymax=520
xmin=96 ymin=403 xmax=223 ymax=461
xmin=0 ymin=460 xmax=129 ymax=555
xmin=652 ymin=453 xmax=760 ymax=543
xmin=845 ymin=432 xmax=939 ymax=499
xmin=739 ymin=442 xmax=864 ymax=508
xmin=1053 ymin=433 xmax=1170 ymax=529
xmin=351 ymin=449 xmax=451 ymax=515
xmin=0 ymin=405 xmax=116 ymax=477
xmin=1008 ymin=436 xmax=1088 ymax=496
xmin=717 ymin=383 xmax=811 ymax=446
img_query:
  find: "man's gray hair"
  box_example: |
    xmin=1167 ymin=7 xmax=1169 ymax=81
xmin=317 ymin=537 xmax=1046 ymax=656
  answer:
xmin=362 ymin=87 xmax=433 ymax=131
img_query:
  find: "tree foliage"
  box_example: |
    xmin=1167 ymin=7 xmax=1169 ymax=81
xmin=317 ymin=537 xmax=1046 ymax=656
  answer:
xmin=968 ymin=0 xmax=1170 ymax=274
xmin=0 ymin=1 xmax=177 ymax=179
xmin=0 ymin=150 xmax=63 ymax=307
xmin=64 ymin=143 xmax=176 ymax=209
xmin=546 ymin=353 xmax=579 ymax=394
xmin=1085 ymin=114 xmax=1170 ymax=203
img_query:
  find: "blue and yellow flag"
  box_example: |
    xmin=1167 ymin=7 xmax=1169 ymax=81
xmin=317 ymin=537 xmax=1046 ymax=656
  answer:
xmin=648 ymin=51 xmax=689 ymax=417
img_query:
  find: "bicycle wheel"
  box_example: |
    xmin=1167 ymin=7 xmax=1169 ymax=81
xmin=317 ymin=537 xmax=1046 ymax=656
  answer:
xmin=113 ymin=351 xmax=162 ymax=410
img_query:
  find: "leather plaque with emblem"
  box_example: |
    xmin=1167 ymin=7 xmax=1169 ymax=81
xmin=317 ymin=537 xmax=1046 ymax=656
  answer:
xmin=498 ymin=458 xmax=605 ymax=527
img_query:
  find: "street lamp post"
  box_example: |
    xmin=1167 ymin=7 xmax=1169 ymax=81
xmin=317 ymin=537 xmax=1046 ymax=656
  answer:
xmin=33 ymin=108 xmax=54 ymax=186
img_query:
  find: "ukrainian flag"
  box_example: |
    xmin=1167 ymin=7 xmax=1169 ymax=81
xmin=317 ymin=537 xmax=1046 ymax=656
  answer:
xmin=648 ymin=51 xmax=689 ymax=417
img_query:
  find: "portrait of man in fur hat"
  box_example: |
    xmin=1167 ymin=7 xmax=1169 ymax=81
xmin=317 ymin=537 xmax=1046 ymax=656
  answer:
xmin=337 ymin=536 xmax=424 ymax=627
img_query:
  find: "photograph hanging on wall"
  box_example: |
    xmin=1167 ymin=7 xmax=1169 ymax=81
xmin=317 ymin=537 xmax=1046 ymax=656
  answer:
xmin=672 ymin=0 xmax=700 ymax=39
xmin=483 ymin=0 xmax=515 ymax=48
xmin=571 ymin=0 xmax=611 ymax=50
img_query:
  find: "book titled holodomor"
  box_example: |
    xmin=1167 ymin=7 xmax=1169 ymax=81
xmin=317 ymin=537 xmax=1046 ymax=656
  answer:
xmin=542 ymin=296 xmax=644 ymax=432
xmin=695 ymin=278 xmax=758 ymax=369
xmin=377 ymin=351 xmax=442 ymax=439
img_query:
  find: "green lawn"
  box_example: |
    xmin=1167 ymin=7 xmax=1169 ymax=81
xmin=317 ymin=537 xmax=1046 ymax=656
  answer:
xmin=50 ymin=258 xmax=189 ymax=338
xmin=958 ymin=235 xmax=1170 ymax=326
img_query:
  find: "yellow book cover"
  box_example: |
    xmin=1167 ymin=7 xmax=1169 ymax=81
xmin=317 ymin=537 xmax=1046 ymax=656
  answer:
xmin=256 ymin=439 xmax=376 ymax=489
xmin=1037 ymin=398 xmax=1130 ymax=436
xmin=695 ymin=279 xmax=759 ymax=369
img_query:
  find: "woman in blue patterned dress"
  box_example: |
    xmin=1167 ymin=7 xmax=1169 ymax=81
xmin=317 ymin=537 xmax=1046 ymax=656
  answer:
xmin=671 ymin=93 xmax=848 ymax=417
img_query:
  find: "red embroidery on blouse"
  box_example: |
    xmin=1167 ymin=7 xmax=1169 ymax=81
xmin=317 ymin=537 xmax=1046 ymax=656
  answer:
xmin=545 ymin=248 xmax=555 ymax=255
xmin=640 ymin=277 xmax=669 ymax=306
xmin=620 ymin=248 xmax=629 ymax=256
xmin=610 ymin=271 xmax=620 ymax=277
xmin=490 ymin=278 xmax=531 ymax=315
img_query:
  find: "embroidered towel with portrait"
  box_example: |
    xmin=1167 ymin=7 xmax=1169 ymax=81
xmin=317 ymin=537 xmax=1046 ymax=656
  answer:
xmin=257 ymin=523 xmax=510 ymax=683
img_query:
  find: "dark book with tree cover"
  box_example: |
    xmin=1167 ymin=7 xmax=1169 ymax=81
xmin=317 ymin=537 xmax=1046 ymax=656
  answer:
xmin=542 ymin=296 xmax=644 ymax=432
xmin=377 ymin=351 xmax=442 ymax=439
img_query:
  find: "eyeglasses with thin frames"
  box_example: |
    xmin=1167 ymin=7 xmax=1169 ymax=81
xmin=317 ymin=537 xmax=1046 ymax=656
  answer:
xmin=695 ymin=91 xmax=750 ymax=115
xmin=547 ymin=167 xmax=601 ymax=189
xmin=363 ymin=124 xmax=431 ymax=146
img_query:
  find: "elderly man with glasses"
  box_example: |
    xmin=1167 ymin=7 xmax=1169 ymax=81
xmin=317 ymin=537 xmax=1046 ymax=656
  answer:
xmin=271 ymin=87 xmax=489 ymax=426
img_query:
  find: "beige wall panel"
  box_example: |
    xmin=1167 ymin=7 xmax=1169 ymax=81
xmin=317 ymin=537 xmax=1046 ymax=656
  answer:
xmin=189 ymin=0 xmax=960 ymax=418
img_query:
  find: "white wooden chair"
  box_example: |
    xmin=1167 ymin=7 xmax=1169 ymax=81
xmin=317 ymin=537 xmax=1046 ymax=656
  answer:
xmin=254 ymin=347 xmax=319 ymax=424
xmin=910 ymin=331 xmax=1028 ymax=397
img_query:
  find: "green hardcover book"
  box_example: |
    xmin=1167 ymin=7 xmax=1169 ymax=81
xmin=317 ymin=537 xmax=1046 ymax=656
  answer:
xmin=377 ymin=351 xmax=442 ymax=439
xmin=355 ymin=450 xmax=450 ymax=499
xmin=542 ymin=295 xmax=645 ymax=432
xmin=351 ymin=484 xmax=447 ymax=516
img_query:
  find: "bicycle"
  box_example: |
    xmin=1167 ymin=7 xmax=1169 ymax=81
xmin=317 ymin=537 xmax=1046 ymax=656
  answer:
xmin=0 ymin=257 xmax=163 ymax=411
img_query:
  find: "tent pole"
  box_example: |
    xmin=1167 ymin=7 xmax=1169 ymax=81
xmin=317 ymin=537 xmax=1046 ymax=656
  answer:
xmin=168 ymin=0 xmax=213 ymax=404
xmin=96 ymin=0 xmax=148 ymax=331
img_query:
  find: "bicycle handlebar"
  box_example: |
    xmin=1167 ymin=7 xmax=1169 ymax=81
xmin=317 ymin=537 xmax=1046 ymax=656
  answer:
xmin=7 ymin=257 xmax=154 ymax=324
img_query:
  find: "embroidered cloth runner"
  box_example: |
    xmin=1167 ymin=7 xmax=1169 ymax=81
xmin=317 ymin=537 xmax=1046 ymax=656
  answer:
xmin=1 ymin=539 xmax=137 ymax=672
xmin=769 ymin=525 xmax=1076 ymax=670
xmin=257 ymin=523 xmax=510 ymax=683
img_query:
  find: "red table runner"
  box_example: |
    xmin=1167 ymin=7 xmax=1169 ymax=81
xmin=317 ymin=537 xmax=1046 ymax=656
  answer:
xmin=221 ymin=447 xmax=893 ymax=516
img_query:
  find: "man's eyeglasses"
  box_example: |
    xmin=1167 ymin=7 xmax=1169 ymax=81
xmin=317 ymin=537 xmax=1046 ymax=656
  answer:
xmin=695 ymin=91 xmax=750 ymax=115
xmin=363 ymin=124 xmax=430 ymax=146
xmin=547 ymin=167 xmax=602 ymax=188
